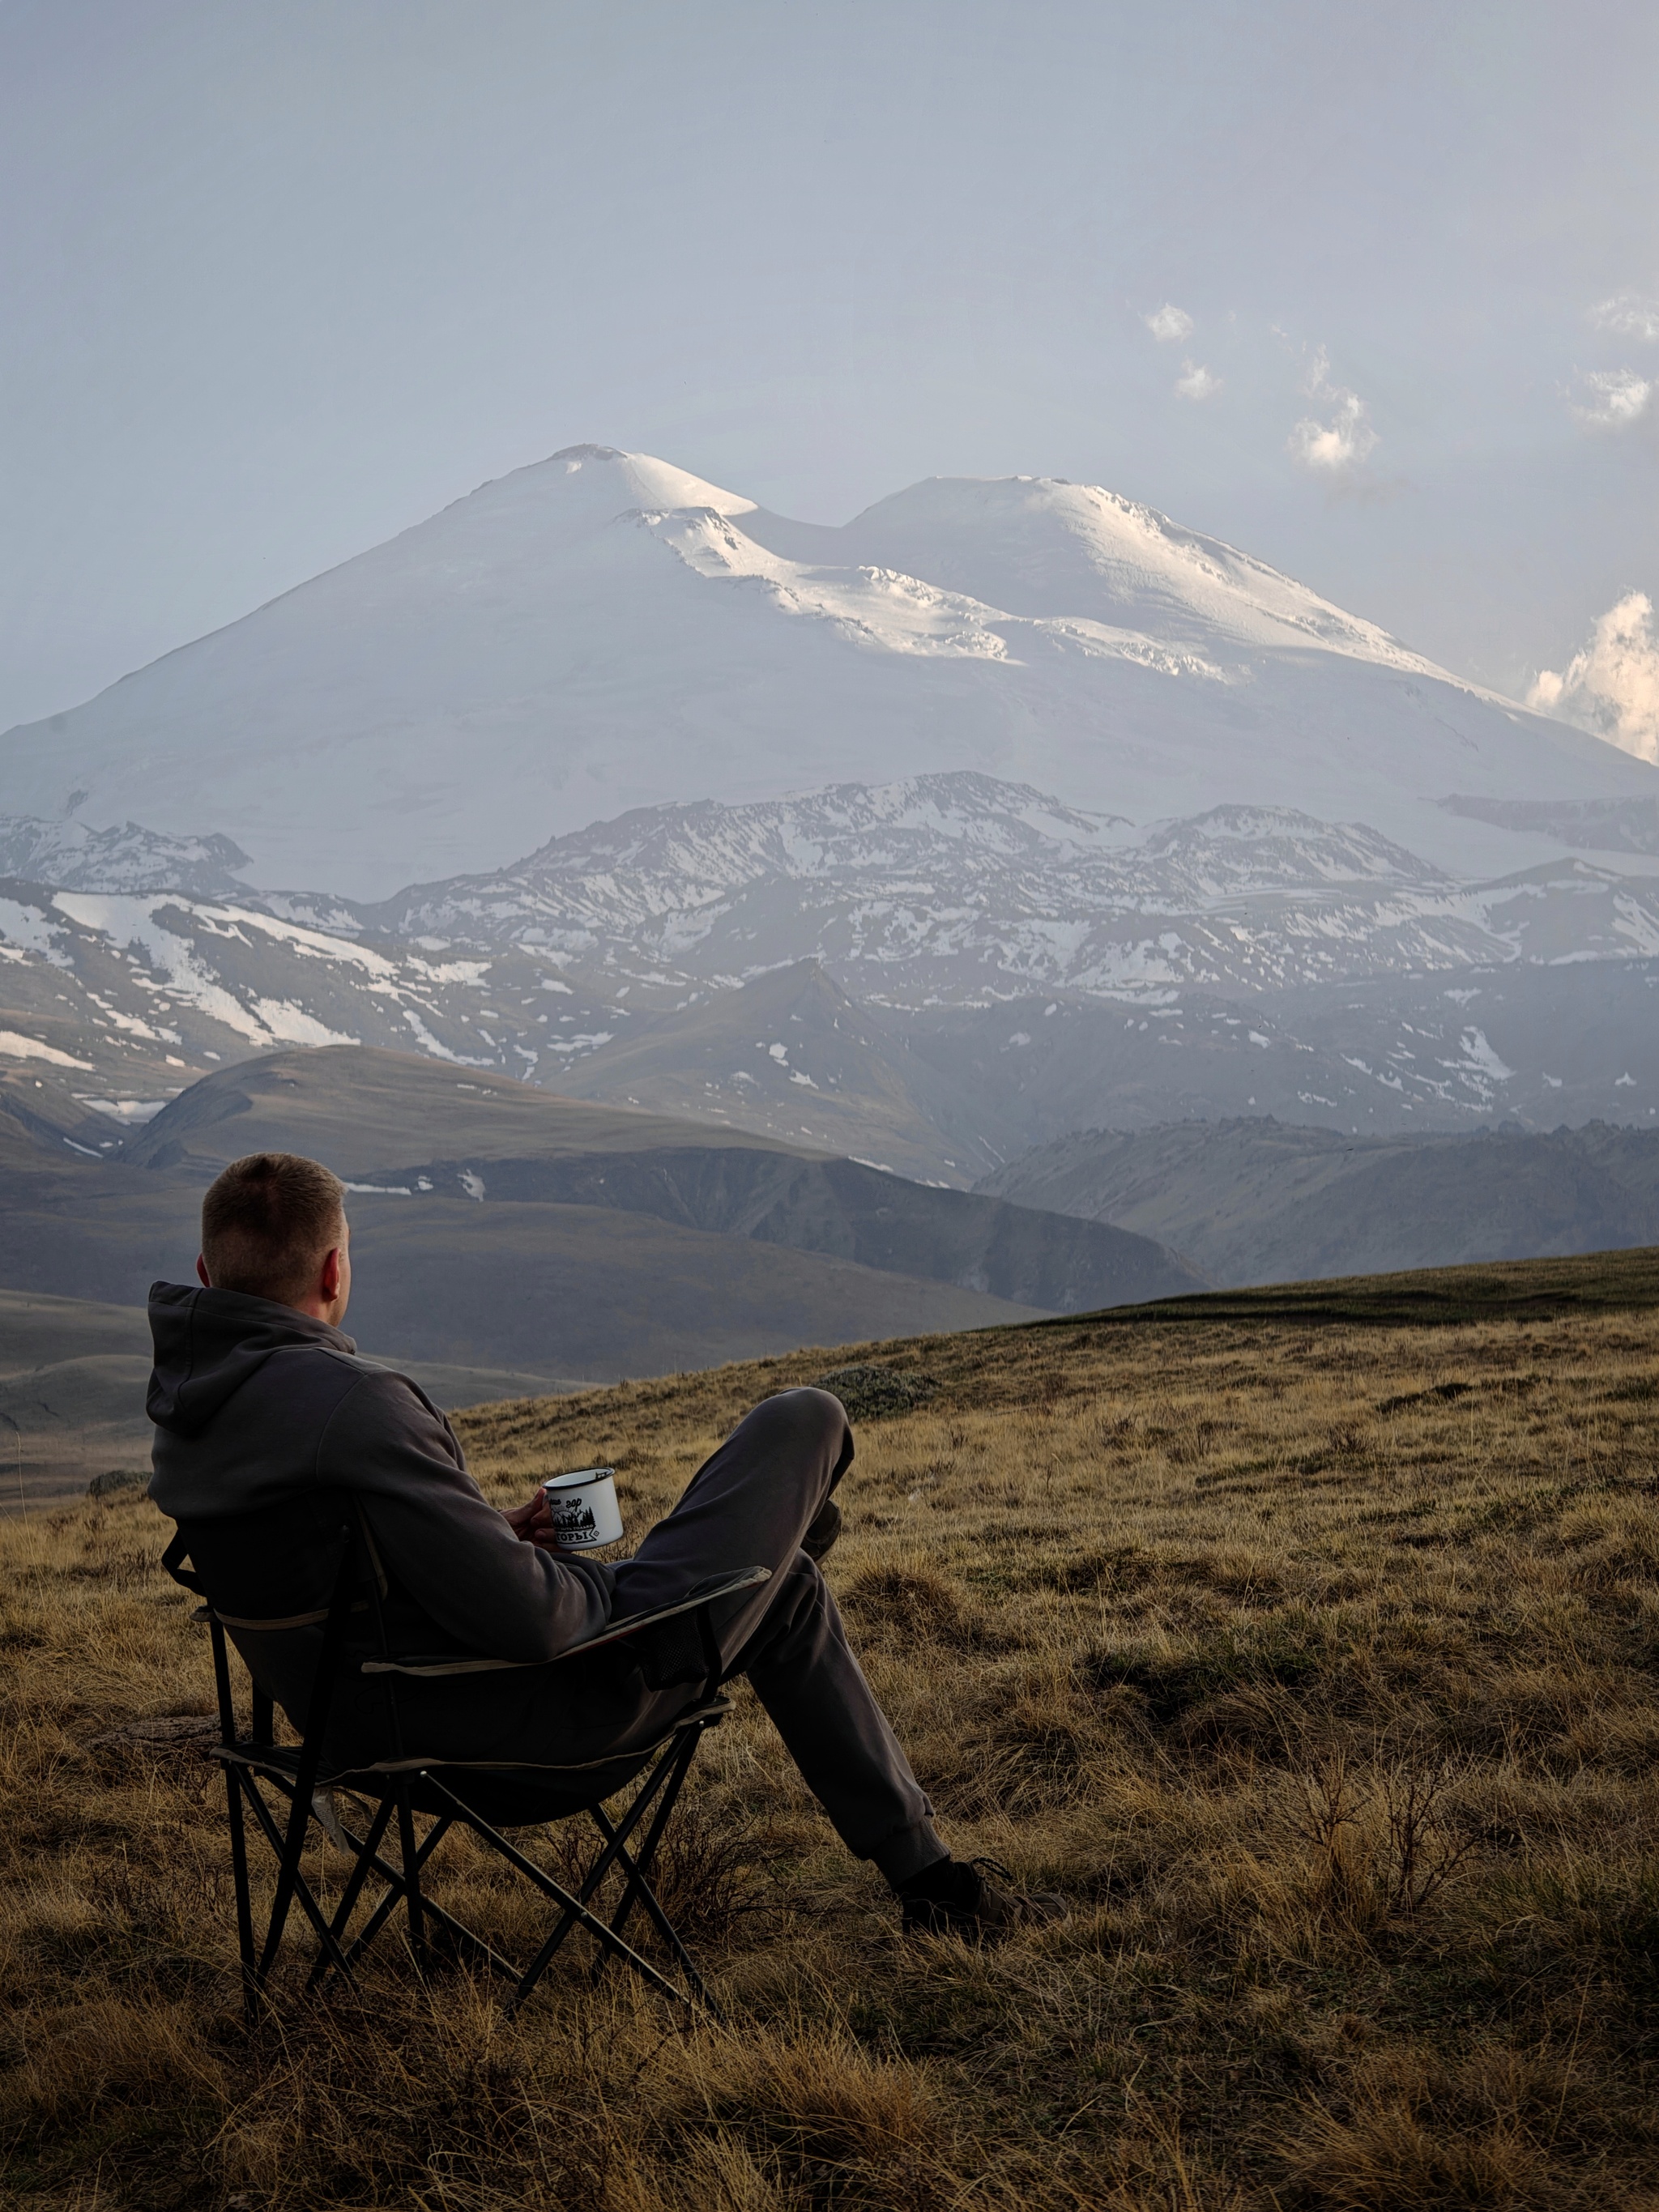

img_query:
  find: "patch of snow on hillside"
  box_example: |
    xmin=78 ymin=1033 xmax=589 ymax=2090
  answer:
xmin=400 ymin=1008 xmax=489 ymax=1066
xmin=78 ymin=1097 xmax=171 ymax=1124
xmin=0 ymin=897 xmax=71 ymax=965
xmin=250 ymin=999 xmax=358 ymax=1047
xmin=1455 ymin=1029 xmax=1515 ymax=1082
xmin=53 ymin=894 xmax=357 ymax=1047
xmin=0 ymin=1029 xmax=92 ymax=1068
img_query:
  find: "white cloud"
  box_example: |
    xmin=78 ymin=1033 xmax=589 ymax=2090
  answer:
xmin=1572 ymin=367 xmax=1655 ymax=429
xmin=1287 ymin=346 xmax=1378 ymax=474
xmin=1174 ymin=360 xmax=1220 ymax=401
xmin=1591 ymin=292 xmax=1659 ymax=342
xmin=1145 ymin=302 xmax=1193 ymax=343
xmin=1528 ymin=591 xmax=1659 ymax=765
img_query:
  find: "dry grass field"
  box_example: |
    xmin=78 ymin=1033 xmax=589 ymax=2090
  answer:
xmin=4 ymin=1251 xmax=1659 ymax=2210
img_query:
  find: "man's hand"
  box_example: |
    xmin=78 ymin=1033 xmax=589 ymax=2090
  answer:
xmin=503 ymin=1490 xmax=559 ymax=1550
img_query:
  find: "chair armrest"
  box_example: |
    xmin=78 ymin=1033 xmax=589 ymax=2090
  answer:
xmin=360 ymin=1565 xmax=770 ymax=1679
xmin=567 ymin=1565 xmax=770 ymax=1655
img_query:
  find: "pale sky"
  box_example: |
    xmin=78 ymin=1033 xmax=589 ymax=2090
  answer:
xmin=2 ymin=0 xmax=1656 ymax=733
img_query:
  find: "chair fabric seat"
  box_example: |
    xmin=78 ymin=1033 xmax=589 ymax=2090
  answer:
xmin=367 ymin=1760 xmax=654 ymax=1829
xmin=209 ymin=1738 xmax=653 ymax=1826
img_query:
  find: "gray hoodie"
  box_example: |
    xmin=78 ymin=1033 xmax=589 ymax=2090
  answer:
xmin=147 ymin=1282 xmax=624 ymax=1764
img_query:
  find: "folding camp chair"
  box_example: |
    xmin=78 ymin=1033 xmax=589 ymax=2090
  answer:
xmin=162 ymin=1502 xmax=766 ymax=2022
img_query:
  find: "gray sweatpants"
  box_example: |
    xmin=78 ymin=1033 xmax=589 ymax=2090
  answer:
xmin=608 ymin=1388 xmax=944 ymax=1885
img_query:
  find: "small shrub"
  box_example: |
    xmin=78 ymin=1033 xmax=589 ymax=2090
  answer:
xmin=811 ymin=1366 xmax=937 ymax=1422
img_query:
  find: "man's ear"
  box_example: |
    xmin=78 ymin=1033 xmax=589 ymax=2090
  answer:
xmin=195 ymin=1255 xmax=211 ymax=1289
xmin=319 ymin=1246 xmax=343 ymax=1302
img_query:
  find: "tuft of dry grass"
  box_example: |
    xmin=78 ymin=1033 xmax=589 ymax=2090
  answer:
xmin=4 ymin=1251 xmax=1659 ymax=2206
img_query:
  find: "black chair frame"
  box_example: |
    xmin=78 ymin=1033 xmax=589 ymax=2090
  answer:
xmin=166 ymin=1518 xmax=767 ymax=2022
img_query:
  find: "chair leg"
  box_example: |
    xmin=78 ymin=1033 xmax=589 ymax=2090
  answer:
xmin=331 ymin=1808 xmax=522 ymax=1981
xmin=590 ymin=1728 xmax=717 ymax=2013
xmin=339 ymin=1810 xmax=452 ymax=1969
xmin=224 ymin=1765 xmax=259 ymax=2017
xmin=599 ymin=1727 xmax=698 ymax=1954
xmin=305 ymin=1794 xmax=395 ymax=1988
xmin=504 ymin=1759 xmax=685 ymax=2008
xmin=217 ymin=1732 xmax=721 ymax=2018
xmin=209 ymin=1620 xmax=261 ymax=2016
xmin=602 ymin=1834 xmax=715 ymax=2014
xmin=253 ymin=1557 xmax=357 ymax=1986
xmin=230 ymin=1765 xmax=361 ymax=1988
xmin=394 ymin=1784 xmax=428 ymax=1967
xmin=256 ymin=1792 xmax=323 ymax=1984
xmin=399 ymin=1775 xmax=687 ymax=2013
xmin=441 ymin=1751 xmax=700 ymax=2015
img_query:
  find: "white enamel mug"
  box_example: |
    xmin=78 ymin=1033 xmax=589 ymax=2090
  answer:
xmin=541 ymin=1466 xmax=625 ymax=1550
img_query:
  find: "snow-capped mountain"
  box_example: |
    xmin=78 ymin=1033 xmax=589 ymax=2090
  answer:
xmin=0 ymin=816 xmax=252 ymax=896
xmin=739 ymin=474 xmax=1435 ymax=659
xmin=2 ymin=445 xmax=1650 ymax=897
xmin=0 ymin=876 xmax=581 ymax=1095
xmin=371 ymin=774 xmax=1659 ymax=1004
xmin=3 ymin=774 xmax=1656 ymax=1173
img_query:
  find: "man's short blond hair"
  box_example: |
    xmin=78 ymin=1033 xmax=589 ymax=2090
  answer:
xmin=201 ymin=1153 xmax=346 ymax=1303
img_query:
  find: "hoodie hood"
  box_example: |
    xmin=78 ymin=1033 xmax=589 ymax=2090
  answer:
xmin=147 ymin=1281 xmax=357 ymax=1438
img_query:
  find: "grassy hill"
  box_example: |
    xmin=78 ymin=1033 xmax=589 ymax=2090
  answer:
xmin=5 ymin=1245 xmax=1658 ymax=2206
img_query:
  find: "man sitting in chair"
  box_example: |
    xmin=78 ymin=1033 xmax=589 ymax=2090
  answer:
xmin=147 ymin=1150 xmax=1063 ymax=1939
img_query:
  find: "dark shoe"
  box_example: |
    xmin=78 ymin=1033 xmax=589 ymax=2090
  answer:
xmin=802 ymin=1498 xmax=842 ymax=1563
xmin=899 ymin=1856 xmax=1068 ymax=1941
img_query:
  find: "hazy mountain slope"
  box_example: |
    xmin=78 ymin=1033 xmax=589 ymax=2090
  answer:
xmin=0 ymin=1286 xmax=156 ymax=1507
xmin=549 ymin=961 xmax=998 ymax=1180
xmin=3 ymin=445 xmax=1648 ymax=893
xmin=363 ymin=1145 xmax=1204 ymax=1312
xmin=121 ymin=1045 xmax=807 ymax=1177
xmin=1443 ymin=795 xmax=1659 ymax=858
xmin=6 ymin=822 xmax=1658 ymax=1181
xmin=0 ymin=1162 xmax=1037 ymax=1380
xmin=0 ymin=820 xmax=252 ymax=895
xmin=0 ymin=1136 xmax=1040 ymax=1416
xmin=116 ymin=1043 xmax=1197 ymax=1306
xmin=0 ymin=1068 xmax=120 ymax=1167
xmin=0 ymin=1284 xmax=585 ymax=1507
xmin=0 ymin=870 xmax=645 ymax=1100
xmin=322 ymin=1195 xmax=1040 ymax=1374
xmin=0 ymin=1129 xmax=1046 ymax=1498
xmin=901 ymin=961 xmax=1659 ymax=1155
xmin=979 ymin=1118 xmax=1659 ymax=1284
xmin=0 ymin=1046 xmax=1128 ymax=1427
